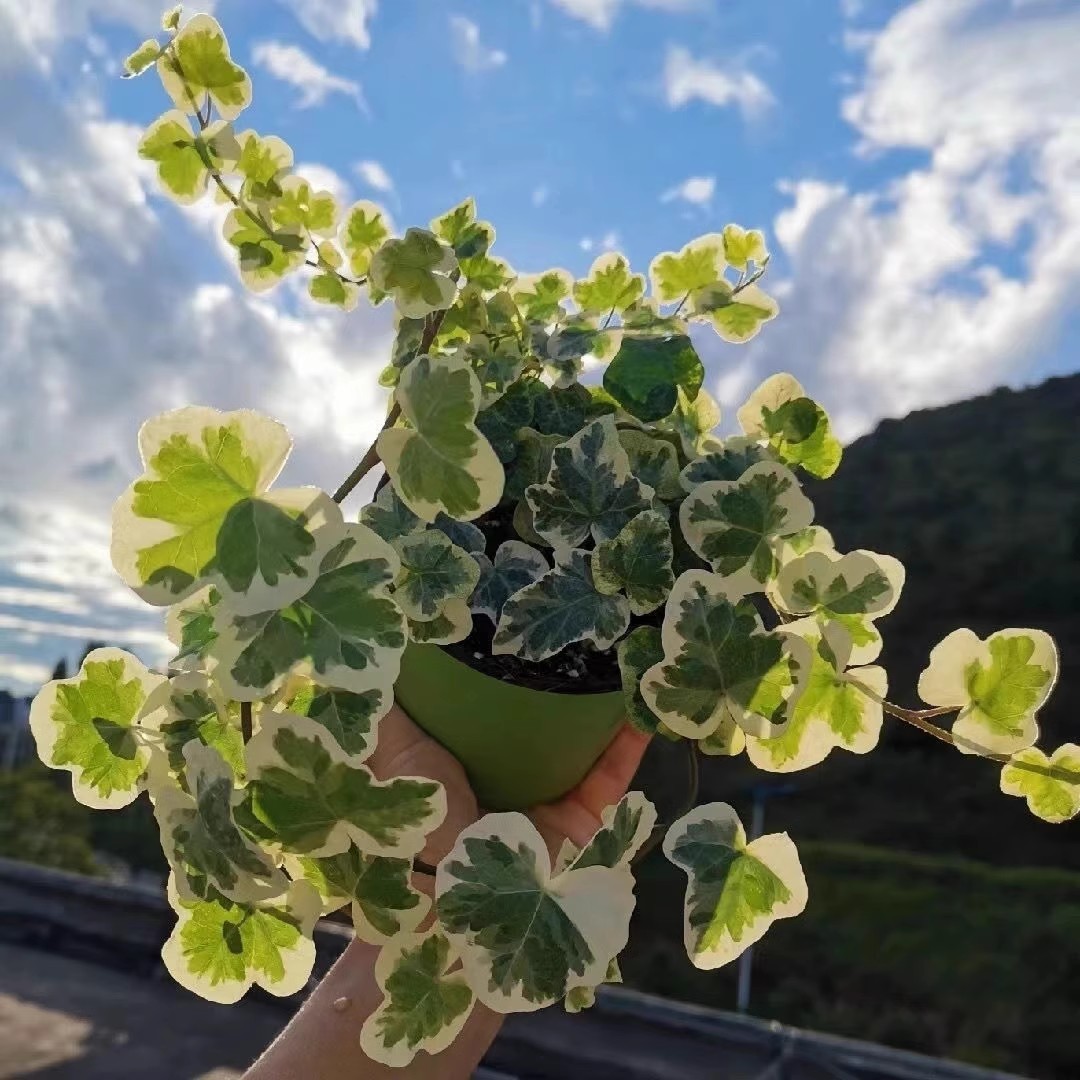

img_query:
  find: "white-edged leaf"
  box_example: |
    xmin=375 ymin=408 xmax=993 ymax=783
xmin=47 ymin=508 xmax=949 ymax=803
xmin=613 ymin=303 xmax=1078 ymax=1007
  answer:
xmin=1000 ymin=745 xmax=1080 ymax=824
xmin=360 ymin=483 xmax=423 ymax=546
xmin=370 ymin=227 xmax=458 ymax=319
xmin=157 ymin=14 xmax=252 ymax=122
xmin=568 ymin=791 xmax=657 ymax=871
xmin=393 ymin=530 xmax=480 ymax=620
xmin=649 ymin=234 xmax=725 ymax=304
xmin=470 ymin=541 xmax=548 ymax=624
xmin=407 ymin=597 xmax=474 ymax=645
xmin=592 ymin=509 xmax=674 ymax=616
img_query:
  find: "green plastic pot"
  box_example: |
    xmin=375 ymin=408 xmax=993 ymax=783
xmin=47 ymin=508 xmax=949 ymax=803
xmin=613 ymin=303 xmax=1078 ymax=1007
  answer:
xmin=394 ymin=643 xmax=625 ymax=812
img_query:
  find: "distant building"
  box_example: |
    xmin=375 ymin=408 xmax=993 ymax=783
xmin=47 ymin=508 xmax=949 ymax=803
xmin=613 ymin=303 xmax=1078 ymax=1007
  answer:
xmin=0 ymin=689 xmax=33 ymax=769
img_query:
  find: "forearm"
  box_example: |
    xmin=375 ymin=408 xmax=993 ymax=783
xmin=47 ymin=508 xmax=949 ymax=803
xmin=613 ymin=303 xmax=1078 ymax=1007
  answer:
xmin=245 ymin=935 xmax=503 ymax=1080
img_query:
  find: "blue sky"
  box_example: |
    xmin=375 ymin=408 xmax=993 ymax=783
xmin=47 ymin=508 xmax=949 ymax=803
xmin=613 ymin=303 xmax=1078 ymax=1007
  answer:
xmin=0 ymin=0 xmax=1078 ymax=693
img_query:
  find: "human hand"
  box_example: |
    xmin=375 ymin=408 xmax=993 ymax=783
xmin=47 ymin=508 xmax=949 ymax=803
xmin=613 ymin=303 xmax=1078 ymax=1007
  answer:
xmin=367 ymin=702 xmax=651 ymax=869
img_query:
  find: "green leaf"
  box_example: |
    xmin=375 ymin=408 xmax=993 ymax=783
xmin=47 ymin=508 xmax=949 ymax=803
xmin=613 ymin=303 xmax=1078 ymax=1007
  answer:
xmin=166 ymin=586 xmax=220 ymax=670
xmin=565 ymin=958 xmax=621 ymax=1013
xmin=1000 ymin=745 xmax=1080 ymax=824
xmin=155 ymin=742 xmax=285 ymax=904
xmin=476 ymin=379 xmax=545 ymax=463
xmin=379 ymin=354 xmax=504 ymax=523
xmin=290 ymin=846 xmax=430 ymax=943
xmin=223 ymin=206 xmax=306 ymax=292
xmin=460 ymin=253 xmax=514 ymax=291
xmin=246 ymin=712 xmax=445 ymax=859
xmin=641 ymin=571 xmax=810 ymax=739
xmin=679 ymin=437 xmax=771 ymax=491
xmin=493 ymin=548 xmax=630 ymax=662
xmin=111 ymin=406 xmax=293 ymax=606
xmin=618 ymin=429 xmax=683 ymax=502
xmin=573 ymin=253 xmax=645 ymax=315
xmin=341 ymin=200 xmax=392 ymax=278
xmin=692 ymin=281 xmax=778 ymax=343
xmin=436 ymin=813 xmax=635 ymax=1011
xmin=526 ymin=416 xmax=653 ymax=549
xmin=592 ymin=510 xmax=675 ymax=616
xmin=433 ymin=513 xmax=486 ymax=555
xmin=649 ymin=234 xmax=725 ymax=303
xmin=140 ymin=671 xmax=244 ymax=781
xmin=138 ymin=112 xmax=235 ymax=205
xmin=663 ymin=803 xmax=807 ymax=969
xmin=617 ymin=627 xmax=665 ymax=734
xmin=746 ymin=619 xmax=886 ymax=773
xmin=680 ymin=462 xmax=814 ymax=588
xmin=162 ymin=878 xmax=320 ymax=1004
xmin=407 ymin=597 xmax=473 ymax=645
xmin=125 ymin=38 xmax=162 ymax=77
xmin=655 ymin=386 xmax=721 ymax=457
xmin=431 ymin=198 xmax=494 ymax=261
xmin=533 ymin=382 xmax=592 ymax=437
xmin=459 ymin=334 xmax=524 ymax=407
xmin=210 ymin=524 xmax=407 ymax=701
xmin=513 ymin=270 xmax=573 ymax=322
xmin=271 ymin=175 xmax=339 ymax=237
xmin=737 ymin=374 xmax=842 ymax=479
xmin=393 ymin=530 xmax=480 ymax=621
xmin=471 ymin=541 xmax=548 ymax=624
xmin=360 ymin=484 xmax=423 ymax=546
xmin=162 ymin=5 xmax=183 ymax=32
xmin=29 ymin=648 xmax=164 ymax=810
xmin=603 ymin=333 xmax=704 ymax=423
xmin=233 ymin=129 xmax=293 ymax=201
xmin=503 ymin=429 xmax=564 ymax=504
xmin=309 ymin=270 xmax=360 ymax=311
xmin=360 ymin=931 xmax=475 ymax=1066
xmin=158 ymin=14 xmax=252 ymax=121
xmin=569 ymin=791 xmax=657 ymax=871
xmin=284 ymin=681 xmax=387 ymax=758
xmin=918 ymin=628 xmax=1059 ymax=756
xmin=721 ymin=224 xmax=768 ymax=271
xmin=370 ymin=228 xmax=458 ymax=319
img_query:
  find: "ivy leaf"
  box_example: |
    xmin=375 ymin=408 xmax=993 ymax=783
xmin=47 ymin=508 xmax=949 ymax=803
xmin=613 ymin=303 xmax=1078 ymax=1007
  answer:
xmin=592 ymin=510 xmax=675 ymax=616
xmin=493 ymin=548 xmax=630 ymax=662
xmin=111 ymin=407 xmax=293 ymax=606
xmin=431 ymin=197 xmax=494 ymax=261
xmin=603 ymin=333 xmax=704 ymax=423
xmin=504 ymin=429 xmax=563 ymax=505
xmin=166 ymin=586 xmax=221 ymax=670
xmin=476 ymin=379 xmax=545 ymax=463
xmin=245 ymin=712 xmax=445 ymax=859
xmin=619 ymin=430 xmax=683 ymax=502
xmin=155 ymin=742 xmax=286 ymax=905
xmin=526 ymin=416 xmax=653 ymax=549
xmin=617 ymin=627 xmax=665 ymax=734
xmin=162 ymin=5 xmax=183 ymax=32
xmin=407 ymin=597 xmax=473 ymax=645
xmin=370 ymin=228 xmax=458 ymax=318
xmin=378 ymin=354 xmax=504 ymax=523
xmin=433 ymin=513 xmax=486 ymax=555
xmin=663 ymin=803 xmax=807 ymax=970
xmin=157 ymin=14 xmax=252 ymax=122
xmin=138 ymin=112 xmax=235 ymax=203
xmin=569 ymin=791 xmax=657 ymax=871
xmin=360 ymin=931 xmax=475 ymax=1067
xmin=360 ymin=484 xmax=423 ymax=546
xmin=284 ymin=681 xmax=388 ymax=758
xmin=393 ymin=530 xmax=480 ymax=621
xmin=641 ymin=571 xmax=810 ymax=740
xmin=679 ymin=437 xmax=772 ymax=491
xmin=290 ymin=846 xmax=430 ymax=944
xmin=29 ymin=648 xmax=164 ymax=810
xmin=745 ymin=619 xmax=886 ymax=773
xmin=918 ymin=628 xmax=1059 ymax=756
xmin=271 ymin=175 xmax=339 ymax=237
xmin=341 ymin=200 xmax=392 ymax=277
xmin=232 ymin=129 xmax=292 ymax=200
xmin=310 ymin=271 xmax=360 ymax=311
xmin=533 ymin=382 xmax=592 ymax=437
xmin=721 ymin=225 xmax=768 ymax=271
xmin=649 ymin=234 xmax=725 ymax=304
xmin=124 ymin=38 xmax=162 ymax=77
xmin=210 ymin=524 xmax=407 ymax=702
xmin=775 ymin=548 xmax=904 ymax=664
xmin=470 ymin=541 xmax=548 ymax=624
xmin=513 ymin=269 xmax=573 ymax=322
xmin=737 ymin=374 xmax=842 ymax=479
xmin=655 ymin=386 xmax=721 ymax=457
xmin=162 ymin=878 xmax=320 ymax=1004
xmin=460 ymin=253 xmax=514 ymax=291
xmin=573 ymin=253 xmax=645 ymax=315
xmin=1000 ymin=745 xmax=1080 ymax=824
xmin=140 ymin=671 xmax=244 ymax=781
xmin=211 ymin=487 xmax=343 ymax=616
xmin=223 ymin=207 xmax=306 ymax=293
xmin=692 ymin=282 xmax=778 ymax=344
xmin=565 ymin=958 xmax=622 ymax=1014
xmin=680 ymin=461 xmax=814 ymax=587
xmin=436 ymin=813 xmax=635 ymax=1012
xmin=458 ymin=334 xmax=524 ymax=406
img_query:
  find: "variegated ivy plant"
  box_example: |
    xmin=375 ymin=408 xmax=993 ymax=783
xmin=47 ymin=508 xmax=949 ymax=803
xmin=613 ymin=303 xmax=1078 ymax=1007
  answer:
xmin=26 ymin=8 xmax=1080 ymax=1067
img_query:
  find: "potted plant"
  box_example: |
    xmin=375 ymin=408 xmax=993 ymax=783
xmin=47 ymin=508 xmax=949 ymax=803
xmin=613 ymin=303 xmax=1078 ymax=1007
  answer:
xmin=28 ymin=7 xmax=1080 ymax=1067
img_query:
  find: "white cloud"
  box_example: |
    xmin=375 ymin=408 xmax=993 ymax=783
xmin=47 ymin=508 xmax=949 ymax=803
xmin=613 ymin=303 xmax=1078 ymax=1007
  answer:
xmin=252 ymin=41 xmax=366 ymax=111
xmin=661 ymin=175 xmax=715 ymax=206
xmin=663 ymin=45 xmax=774 ymax=119
xmin=284 ymin=0 xmax=377 ymax=50
xmin=449 ymin=15 xmax=508 ymax=73
xmin=548 ymin=0 xmax=702 ymax=32
xmin=746 ymin=0 xmax=1080 ymax=439
xmin=580 ymin=236 xmax=594 ymax=252
xmin=532 ymin=185 xmax=550 ymax=207
xmin=355 ymin=159 xmax=395 ymax=194
xmin=579 ymin=231 xmax=620 ymax=253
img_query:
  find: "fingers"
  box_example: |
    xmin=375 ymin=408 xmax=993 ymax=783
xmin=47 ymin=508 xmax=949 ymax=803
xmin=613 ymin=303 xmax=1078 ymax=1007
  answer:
xmin=574 ymin=724 xmax=651 ymax=817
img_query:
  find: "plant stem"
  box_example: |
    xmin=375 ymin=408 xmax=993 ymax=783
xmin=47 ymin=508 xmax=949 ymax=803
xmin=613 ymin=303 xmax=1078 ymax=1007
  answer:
xmin=240 ymin=701 xmax=253 ymax=743
xmin=633 ymin=739 xmax=700 ymax=869
xmin=331 ymin=304 xmax=453 ymax=504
